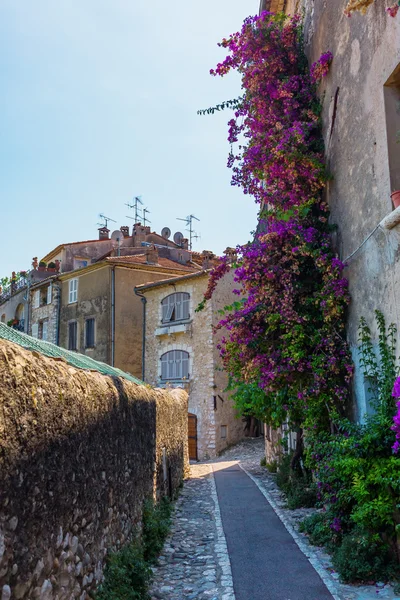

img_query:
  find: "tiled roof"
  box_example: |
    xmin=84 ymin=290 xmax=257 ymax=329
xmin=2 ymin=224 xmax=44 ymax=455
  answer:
xmin=106 ymin=255 xmax=200 ymax=272
xmin=136 ymin=269 xmax=210 ymax=292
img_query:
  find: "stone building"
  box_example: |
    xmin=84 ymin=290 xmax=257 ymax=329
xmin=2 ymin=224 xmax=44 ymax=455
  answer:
xmin=29 ymin=275 xmax=60 ymax=344
xmin=58 ymin=246 xmax=200 ymax=379
xmin=258 ymin=0 xmax=400 ymax=421
xmin=136 ymin=251 xmax=246 ymax=460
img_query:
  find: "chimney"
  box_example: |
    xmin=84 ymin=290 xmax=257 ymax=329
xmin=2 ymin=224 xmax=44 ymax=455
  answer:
xmin=145 ymin=244 xmax=159 ymax=265
xmin=120 ymin=226 xmax=130 ymax=238
xmin=98 ymin=226 xmax=110 ymax=240
xmin=224 ymin=247 xmax=237 ymax=264
xmin=132 ymin=222 xmax=147 ymax=247
xmin=201 ymin=250 xmax=215 ymax=270
xmin=181 ymin=238 xmax=189 ymax=250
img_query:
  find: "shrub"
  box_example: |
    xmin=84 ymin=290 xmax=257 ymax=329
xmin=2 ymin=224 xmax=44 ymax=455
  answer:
xmin=266 ymin=460 xmax=278 ymax=473
xmin=260 ymin=456 xmax=267 ymax=467
xmin=299 ymin=511 xmax=342 ymax=553
xmin=276 ymin=453 xmax=317 ymax=509
xmin=142 ymin=497 xmax=172 ymax=564
xmin=332 ymin=528 xmax=397 ymax=584
xmin=95 ymin=542 xmax=151 ymax=600
xmin=95 ymin=497 xmax=173 ymax=599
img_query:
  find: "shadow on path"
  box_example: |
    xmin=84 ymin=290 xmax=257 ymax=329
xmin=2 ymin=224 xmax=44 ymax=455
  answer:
xmin=213 ymin=463 xmax=333 ymax=600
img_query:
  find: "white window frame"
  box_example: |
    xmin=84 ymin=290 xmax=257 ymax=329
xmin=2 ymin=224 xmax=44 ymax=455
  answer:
xmin=33 ymin=290 xmax=40 ymax=309
xmin=47 ymin=284 xmax=52 ymax=305
xmin=160 ymin=350 xmax=189 ymax=381
xmin=68 ymin=278 xmax=78 ymax=304
xmin=161 ymin=293 xmax=190 ymax=324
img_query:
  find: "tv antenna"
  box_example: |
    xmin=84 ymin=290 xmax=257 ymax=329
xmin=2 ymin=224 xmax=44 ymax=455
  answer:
xmin=176 ymin=214 xmax=200 ymax=250
xmin=143 ymin=207 xmax=151 ymax=227
xmin=98 ymin=213 xmax=116 ymax=228
xmin=125 ymin=196 xmax=143 ymax=223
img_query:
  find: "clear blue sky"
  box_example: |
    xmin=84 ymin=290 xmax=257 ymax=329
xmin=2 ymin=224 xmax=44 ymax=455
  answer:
xmin=0 ymin=1 xmax=258 ymax=276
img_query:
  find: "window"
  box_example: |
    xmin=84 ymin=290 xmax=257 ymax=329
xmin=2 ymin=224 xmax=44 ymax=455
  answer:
xmin=221 ymin=425 xmax=227 ymax=439
xmin=85 ymin=318 xmax=95 ymax=348
xmin=33 ymin=290 xmax=40 ymax=308
xmin=47 ymin=284 xmax=52 ymax=305
xmin=160 ymin=350 xmax=189 ymax=380
xmin=161 ymin=293 xmax=189 ymax=323
xmin=1 ymin=314 xmax=5 ymax=323
xmin=68 ymin=279 xmax=78 ymax=304
xmin=68 ymin=321 xmax=78 ymax=351
xmin=39 ymin=320 xmax=48 ymax=341
xmin=31 ymin=323 xmax=39 ymax=338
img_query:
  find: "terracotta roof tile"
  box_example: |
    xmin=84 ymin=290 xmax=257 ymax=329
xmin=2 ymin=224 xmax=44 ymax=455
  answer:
xmin=106 ymin=255 xmax=199 ymax=272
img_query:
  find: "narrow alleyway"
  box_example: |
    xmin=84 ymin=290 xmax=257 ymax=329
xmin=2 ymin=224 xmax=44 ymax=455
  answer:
xmin=150 ymin=439 xmax=398 ymax=600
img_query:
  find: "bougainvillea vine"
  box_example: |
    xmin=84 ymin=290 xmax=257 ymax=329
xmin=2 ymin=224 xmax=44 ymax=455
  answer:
xmin=200 ymin=12 xmax=353 ymax=437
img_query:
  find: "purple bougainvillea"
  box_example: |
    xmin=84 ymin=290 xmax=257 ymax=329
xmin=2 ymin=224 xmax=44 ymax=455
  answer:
xmin=202 ymin=12 xmax=353 ymax=432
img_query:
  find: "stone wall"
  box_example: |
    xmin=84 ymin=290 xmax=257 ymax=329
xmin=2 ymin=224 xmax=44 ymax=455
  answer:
xmin=0 ymin=339 xmax=188 ymax=600
xmin=143 ymin=271 xmax=245 ymax=460
xmin=29 ymin=282 xmax=60 ymax=345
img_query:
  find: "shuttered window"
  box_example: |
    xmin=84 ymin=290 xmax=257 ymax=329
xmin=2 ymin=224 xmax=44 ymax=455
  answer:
xmin=68 ymin=279 xmax=78 ymax=304
xmin=41 ymin=321 xmax=48 ymax=341
xmin=85 ymin=318 xmax=95 ymax=348
xmin=160 ymin=350 xmax=189 ymax=380
xmin=47 ymin=284 xmax=52 ymax=305
xmin=161 ymin=293 xmax=189 ymax=323
xmin=33 ymin=290 xmax=40 ymax=309
xmin=31 ymin=323 xmax=39 ymax=338
xmin=68 ymin=321 xmax=78 ymax=351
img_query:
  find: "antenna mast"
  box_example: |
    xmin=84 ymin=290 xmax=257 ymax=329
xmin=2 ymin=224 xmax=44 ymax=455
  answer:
xmin=143 ymin=208 xmax=151 ymax=227
xmin=125 ymin=196 xmax=143 ymax=223
xmin=176 ymin=214 xmax=200 ymax=250
xmin=98 ymin=213 xmax=116 ymax=228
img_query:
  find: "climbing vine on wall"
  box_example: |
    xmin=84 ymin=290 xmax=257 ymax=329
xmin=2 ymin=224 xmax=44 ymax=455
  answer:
xmin=200 ymin=12 xmax=353 ymax=438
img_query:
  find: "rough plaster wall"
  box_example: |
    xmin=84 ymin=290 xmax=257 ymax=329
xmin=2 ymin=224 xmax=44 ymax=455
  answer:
xmin=211 ymin=270 xmax=246 ymax=454
xmin=144 ymin=277 xmax=219 ymax=460
xmin=59 ymin=267 xmax=111 ymax=364
xmin=292 ymin=0 xmax=400 ymax=419
xmin=0 ymin=290 xmax=27 ymax=331
xmin=0 ymin=339 xmax=188 ymax=600
xmin=114 ymin=267 xmax=186 ymax=379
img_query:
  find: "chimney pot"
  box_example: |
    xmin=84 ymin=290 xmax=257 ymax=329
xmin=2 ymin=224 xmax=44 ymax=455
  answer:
xmin=201 ymin=250 xmax=215 ymax=270
xmin=98 ymin=227 xmax=110 ymax=240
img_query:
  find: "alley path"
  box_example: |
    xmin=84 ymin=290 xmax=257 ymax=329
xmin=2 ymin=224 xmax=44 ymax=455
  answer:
xmin=151 ymin=439 xmax=399 ymax=600
xmin=213 ymin=461 xmax=332 ymax=600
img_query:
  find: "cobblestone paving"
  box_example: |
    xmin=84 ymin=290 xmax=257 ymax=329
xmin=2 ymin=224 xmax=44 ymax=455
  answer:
xmin=150 ymin=464 xmax=234 ymax=600
xmin=151 ymin=439 xmax=400 ymax=600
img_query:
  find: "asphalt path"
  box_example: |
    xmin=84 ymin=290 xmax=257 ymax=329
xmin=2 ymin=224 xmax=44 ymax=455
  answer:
xmin=213 ymin=463 xmax=333 ymax=600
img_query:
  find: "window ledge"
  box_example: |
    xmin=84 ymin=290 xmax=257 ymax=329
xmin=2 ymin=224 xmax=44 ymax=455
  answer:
xmin=380 ymin=206 xmax=400 ymax=230
xmin=158 ymin=379 xmax=190 ymax=389
xmin=156 ymin=321 xmax=192 ymax=336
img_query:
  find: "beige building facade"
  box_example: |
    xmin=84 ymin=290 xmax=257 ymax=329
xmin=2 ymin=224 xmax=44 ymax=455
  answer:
xmin=138 ymin=262 xmax=245 ymax=460
xmin=58 ymin=250 xmax=199 ymax=379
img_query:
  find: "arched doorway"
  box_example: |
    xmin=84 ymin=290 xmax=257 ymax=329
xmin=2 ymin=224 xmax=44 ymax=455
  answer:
xmin=188 ymin=413 xmax=198 ymax=461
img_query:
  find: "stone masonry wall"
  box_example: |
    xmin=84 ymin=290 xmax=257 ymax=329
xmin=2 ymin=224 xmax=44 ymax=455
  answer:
xmin=0 ymin=338 xmax=188 ymax=600
xmin=144 ymin=276 xmax=219 ymax=460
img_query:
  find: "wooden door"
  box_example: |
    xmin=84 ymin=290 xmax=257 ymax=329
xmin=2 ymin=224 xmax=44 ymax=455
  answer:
xmin=188 ymin=413 xmax=198 ymax=460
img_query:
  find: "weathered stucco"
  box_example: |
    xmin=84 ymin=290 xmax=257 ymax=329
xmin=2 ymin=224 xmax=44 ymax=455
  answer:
xmin=0 ymin=338 xmax=188 ymax=599
xmin=281 ymin=0 xmax=400 ymax=420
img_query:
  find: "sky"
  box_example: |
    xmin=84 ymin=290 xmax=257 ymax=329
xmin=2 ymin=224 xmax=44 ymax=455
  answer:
xmin=0 ymin=1 xmax=259 ymax=276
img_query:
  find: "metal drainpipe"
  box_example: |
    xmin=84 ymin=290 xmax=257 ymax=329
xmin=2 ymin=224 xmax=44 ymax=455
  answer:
xmin=111 ymin=267 xmax=115 ymax=367
xmin=134 ymin=287 xmax=147 ymax=382
xmin=55 ymin=281 xmax=61 ymax=345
